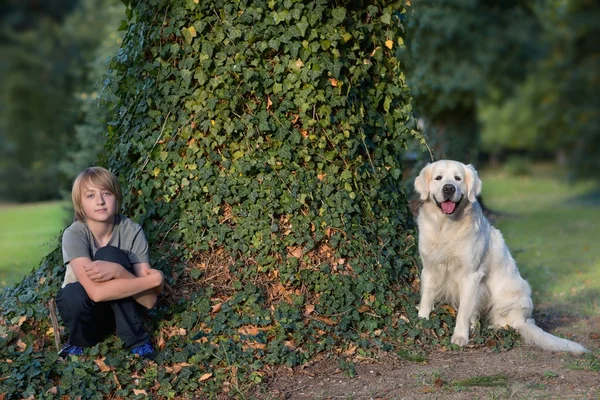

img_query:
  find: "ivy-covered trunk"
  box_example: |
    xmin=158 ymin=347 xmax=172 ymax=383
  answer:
xmin=107 ymin=0 xmax=417 ymax=381
xmin=0 ymin=0 xmax=422 ymax=397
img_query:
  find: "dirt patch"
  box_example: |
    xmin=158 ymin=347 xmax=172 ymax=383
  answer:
xmin=264 ymin=315 xmax=599 ymax=399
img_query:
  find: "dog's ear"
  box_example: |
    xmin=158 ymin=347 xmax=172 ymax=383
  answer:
xmin=414 ymin=163 xmax=432 ymax=201
xmin=464 ymin=164 xmax=482 ymax=203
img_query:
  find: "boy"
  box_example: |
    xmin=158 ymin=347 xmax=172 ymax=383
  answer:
xmin=56 ymin=166 xmax=164 ymax=358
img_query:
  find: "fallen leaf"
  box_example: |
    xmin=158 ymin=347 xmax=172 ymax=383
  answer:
xmin=238 ymin=326 xmax=259 ymax=336
xmin=311 ymin=315 xmax=336 ymax=326
xmin=133 ymin=389 xmax=147 ymax=396
xmin=16 ymin=340 xmax=26 ymax=351
xmin=94 ymin=358 xmax=111 ymax=372
xmin=434 ymin=377 xmax=444 ymax=387
xmin=199 ymin=372 xmax=213 ymax=381
xmin=45 ymin=387 xmax=58 ymax=395
xmin=385 ymin=40 xmax=393 ymax=49
xmin=211 ymin=303 xmax=222 ymax=313
xmin=329 ymin=78 xmax=338 ymax=87
xmin=343 ymin=345 xmax=357 ymax=356
xmin=17 ymin=316 xmax=26 ymax=327
xmin=304 ymin=304 xmax=315 ymax=315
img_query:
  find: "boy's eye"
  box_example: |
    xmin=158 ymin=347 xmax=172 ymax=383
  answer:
xmin=86 ymin=194 xmax=94 ymax=198
xmin=103 ymin=192 xmax=112 ymax=196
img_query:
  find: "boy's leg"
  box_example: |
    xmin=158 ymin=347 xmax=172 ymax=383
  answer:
xmin=94 ymin=246 xmax=151 ymax=349
xmin=56 ymin=282 xmax=111 ymax=347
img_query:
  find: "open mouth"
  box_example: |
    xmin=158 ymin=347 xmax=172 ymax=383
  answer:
xmin=435 ymin=196 xmax=463 ymax=215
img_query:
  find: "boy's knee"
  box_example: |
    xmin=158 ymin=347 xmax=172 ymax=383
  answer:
xmin=57 ymin=283 xmax=94 ymax=312
xmin=94 ymin=246 xmax=131 ymax=269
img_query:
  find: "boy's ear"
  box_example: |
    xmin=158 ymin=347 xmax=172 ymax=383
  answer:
xmin=464 ymin=163 xmax=482 ymax=203
xmin=414 ymin=163 xmax=432 ymax=201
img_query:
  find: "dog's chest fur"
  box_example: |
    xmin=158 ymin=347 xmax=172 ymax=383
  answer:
xmin=417 ymin=205 xmax=478 ymax=270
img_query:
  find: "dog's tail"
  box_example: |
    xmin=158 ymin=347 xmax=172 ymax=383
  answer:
xmin=514 ymin=318 xmax=589 ymax=354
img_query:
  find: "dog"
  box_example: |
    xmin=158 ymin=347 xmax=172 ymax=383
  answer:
xmin=413 ymin=160 xmax=588 ymax=354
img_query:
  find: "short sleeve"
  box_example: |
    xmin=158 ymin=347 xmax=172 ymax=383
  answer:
xmin=128 ymin=226 xmax=150 ymax=264
xmin=62 ymin=226 xmax=92 ymax=264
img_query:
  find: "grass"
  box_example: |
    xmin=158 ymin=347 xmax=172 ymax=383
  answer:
xmin=0 ymin=201 xmax=70 ymax=287
xmin=481 ymin=164 xmax=600 ymax=318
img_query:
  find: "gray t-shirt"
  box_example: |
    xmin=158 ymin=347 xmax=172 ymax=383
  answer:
xmin=61 ymin=215 xmax=150 ymax=288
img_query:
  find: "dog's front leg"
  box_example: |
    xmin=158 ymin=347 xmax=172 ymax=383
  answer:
xmin=417 ymin=266 xmax=437 ymax=319
xmin=452 ymin=271 xmax=484 ymax=346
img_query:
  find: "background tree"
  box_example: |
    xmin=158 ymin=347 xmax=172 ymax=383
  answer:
xmin=479 ymin=0 xmax=600 ymax=179
xmin=403 ymin=0 xmax=540 ymax=164
xmin=0 ymin=0 xmax=124 ymax=202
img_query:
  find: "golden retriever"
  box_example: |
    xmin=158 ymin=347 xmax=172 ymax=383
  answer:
xmin=414 ymin=160 xmax=588 ymax=354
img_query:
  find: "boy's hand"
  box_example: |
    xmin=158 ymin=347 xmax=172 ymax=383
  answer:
xmin=84 ymin=261 xmax=119 ymax=282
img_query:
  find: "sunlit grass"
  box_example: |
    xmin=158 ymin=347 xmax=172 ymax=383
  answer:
xmin=481 ymin=165 xmax=600 ymax=317
xmin=0 ymin=201 xmax=70 ymax=286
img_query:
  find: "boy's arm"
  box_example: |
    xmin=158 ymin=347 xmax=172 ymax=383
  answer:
xmin=70 ymin=257 xmax=163 ymax=303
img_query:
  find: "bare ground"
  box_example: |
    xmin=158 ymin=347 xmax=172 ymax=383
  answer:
xmin=264 ymin=314 xmax=600 ymax=400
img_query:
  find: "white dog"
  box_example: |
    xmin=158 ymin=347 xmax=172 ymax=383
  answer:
xmin=414 ymin=160 xmax=588 ymax=354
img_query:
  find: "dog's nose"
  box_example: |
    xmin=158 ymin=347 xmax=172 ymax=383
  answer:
xmin=442 ymin=184 xmax=456 ymax=196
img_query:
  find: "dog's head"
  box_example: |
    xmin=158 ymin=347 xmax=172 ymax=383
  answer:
xmin=414 ymin=160 xmax=482 ymax=215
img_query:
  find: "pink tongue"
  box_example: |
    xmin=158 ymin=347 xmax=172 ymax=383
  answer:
xmin=441 ymin=201 xmax=456 ymax=214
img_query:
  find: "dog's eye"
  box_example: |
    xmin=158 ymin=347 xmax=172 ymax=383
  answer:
xmin=455 ymin=176 xmax=462 ymax=181
xmin=435 ymin=176 xmax=442 ymax=181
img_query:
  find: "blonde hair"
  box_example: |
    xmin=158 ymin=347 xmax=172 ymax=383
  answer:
xmin=72 ymin=167 xmax=122 ymax=221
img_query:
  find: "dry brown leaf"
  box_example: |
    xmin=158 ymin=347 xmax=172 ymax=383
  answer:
xmin=243 ymin=342 xmax=266 ymax=350
xmin=288 ymin=246 xmax=303 ymax=258
xmin=211 ymin=303 xmax=222 ymax=313
xmin=343 ymin=345 xmax=357 ymax=356
xmin=304 ymin=304 xmax=315 ymax=315
xmin=329 ymin=78 xmax=338 ymax=87
xmin=238 ymin=326 xmax=259 ymax=336
xmin=317 ymin=173 xmax=326 ymax=181
xmin=17 ymin=316 xmax=26 ymax=327
xmin=132 ymin=389 xmax=147 ymax=396
xmin=199 ymin=372 xmax=213 ymax=381
xmin=16 ymin=339 xmax=26 ymax=351
xmin=94 ymin=358 xmax=111 ymax=372
xmin=283 ymin=341 xmax=296 ymax=350
xmin=311 ymin=315 xmax=336 ymax=326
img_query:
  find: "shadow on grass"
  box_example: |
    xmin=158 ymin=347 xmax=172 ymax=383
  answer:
xmin=565 ymin=188 xmax=600 ymax=207
xmin=534 ymin=287 xmax=600 ymax=331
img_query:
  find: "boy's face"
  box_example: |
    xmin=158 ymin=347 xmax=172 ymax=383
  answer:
xmin=82 ymin=185 xmax=117 ymax=223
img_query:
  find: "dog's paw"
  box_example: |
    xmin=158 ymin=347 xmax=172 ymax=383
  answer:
xmin=451 ymin=334 xmax=469 ymax=347
xmin=417 ymin=310 xmax=431 ymax=320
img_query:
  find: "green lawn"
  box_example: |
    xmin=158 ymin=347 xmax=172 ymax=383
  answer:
xmin=481 ymin=165 xmax=600 ymax=317
xmin=0 ymin=201 xmax=70 ymax=287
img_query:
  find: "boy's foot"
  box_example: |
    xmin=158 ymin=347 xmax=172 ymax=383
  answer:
xmin=131 ymin=343 xmax=156 ymax=359
xmin=58 ymin=344 xmax=84 ymax=358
